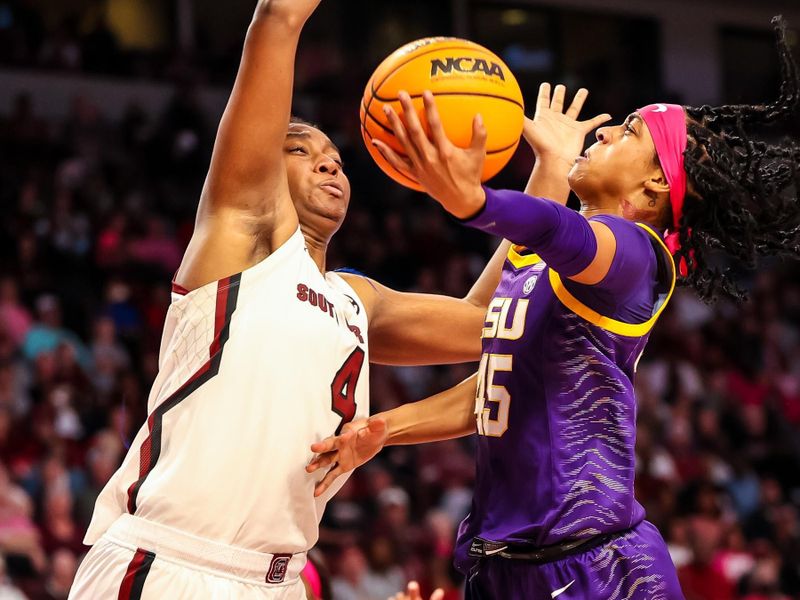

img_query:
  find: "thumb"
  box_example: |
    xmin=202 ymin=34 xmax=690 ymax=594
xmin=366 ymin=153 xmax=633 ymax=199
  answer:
xmin=470 ymin=114 xmax=488 ymax=153
xmin=582 ymin=113 xmax=612 ymax=133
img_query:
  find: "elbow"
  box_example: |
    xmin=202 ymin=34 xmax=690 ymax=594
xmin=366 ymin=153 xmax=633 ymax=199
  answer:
xmin=463 ymin=293 xmax=489 ymax=311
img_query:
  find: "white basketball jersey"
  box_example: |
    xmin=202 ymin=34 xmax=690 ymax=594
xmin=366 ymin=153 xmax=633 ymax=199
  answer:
xmin=84 ymin=228 xmax=369 ymax=554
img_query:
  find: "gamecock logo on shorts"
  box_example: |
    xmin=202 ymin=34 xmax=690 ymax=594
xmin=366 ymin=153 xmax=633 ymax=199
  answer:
xmin=266 ymin=554 xmax=292 ymax=584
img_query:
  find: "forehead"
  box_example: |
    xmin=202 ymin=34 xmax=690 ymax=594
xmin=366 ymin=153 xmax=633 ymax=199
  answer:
xmin=286 ymin=125 xmax=338 ymax=151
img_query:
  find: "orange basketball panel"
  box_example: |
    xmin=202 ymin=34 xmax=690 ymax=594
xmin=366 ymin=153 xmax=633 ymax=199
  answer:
xmin=366 ymin=38 xmax=485 ymax=94
xmin=365 ymin=94 xmax=523 ymax=153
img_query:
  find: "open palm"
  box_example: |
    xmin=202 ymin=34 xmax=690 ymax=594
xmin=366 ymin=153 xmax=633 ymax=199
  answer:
xmin=306 ymin=417 xmax=389 ymax=497
xmin=523 ymin=83 xmax=611 ymax=168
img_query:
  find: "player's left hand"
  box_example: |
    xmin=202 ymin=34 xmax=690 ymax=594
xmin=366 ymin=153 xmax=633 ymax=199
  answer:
xmin=307 ymin=417 xmax=389 ymax=497
xmin=522 ymin=82 xmax=611 ymax=168
xmin=389 ymin=581 xmax=445 ymax=600
xmin=372 ymin=90 xmax=487 ymax=219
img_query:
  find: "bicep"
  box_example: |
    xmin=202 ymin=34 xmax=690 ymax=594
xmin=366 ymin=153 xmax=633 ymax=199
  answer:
xmin=567 ymin=221 xmax=616 ymax=285
xmin=353 ymin=278 xmax=485 ymax=366
xmin=567 ymin=220 xmax=656 ymax=299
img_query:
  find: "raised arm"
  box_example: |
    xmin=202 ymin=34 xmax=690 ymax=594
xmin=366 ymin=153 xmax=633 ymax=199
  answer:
xmin=200 ymin=0 xmax=320 ymax=220
xmin=372 ymin=88 xmax=619 ymax=287
xmin=466 ymin=83 xmax=598 ymax=306
xmin=176 ymin=1 xmax=322 ymax=290
xmin=347 ymin=85 xmax=605 ymax=357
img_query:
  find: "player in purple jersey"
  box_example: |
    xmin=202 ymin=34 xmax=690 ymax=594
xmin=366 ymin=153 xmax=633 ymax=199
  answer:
xmin=309 ymin=17 xmax=800 ymax=600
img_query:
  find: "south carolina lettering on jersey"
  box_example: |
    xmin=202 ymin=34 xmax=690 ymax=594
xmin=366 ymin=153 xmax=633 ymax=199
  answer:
xmin=297 ymin=283 xmax=364 ymax=343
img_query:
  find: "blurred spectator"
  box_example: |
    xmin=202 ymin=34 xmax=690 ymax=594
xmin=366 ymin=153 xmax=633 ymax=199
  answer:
xmin=0 ymin=7 xmax=799 ymax=597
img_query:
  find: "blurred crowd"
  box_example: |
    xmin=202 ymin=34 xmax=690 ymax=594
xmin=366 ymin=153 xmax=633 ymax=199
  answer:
xmin=0 ymin=0 xmax=234 ymax=83
xmin=1 ymin=5 xmax=800 ymax=600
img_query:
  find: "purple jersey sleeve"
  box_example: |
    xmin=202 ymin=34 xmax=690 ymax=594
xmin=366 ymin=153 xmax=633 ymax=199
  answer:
xmin=464 ymin=187 xmax=661 ymax=322
xmin=568 ymin=214 xmax=661 ymax=323
xmin=464 ymin=187 xmax=597 ymax=277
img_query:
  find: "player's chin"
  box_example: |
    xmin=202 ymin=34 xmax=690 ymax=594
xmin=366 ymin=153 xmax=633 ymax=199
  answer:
xmin=311 ymin=198 xmax=349 ymax=230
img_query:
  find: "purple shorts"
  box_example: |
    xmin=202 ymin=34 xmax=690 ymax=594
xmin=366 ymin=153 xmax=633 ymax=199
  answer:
xmin=464 ymin=521 xmax=685 ymax=600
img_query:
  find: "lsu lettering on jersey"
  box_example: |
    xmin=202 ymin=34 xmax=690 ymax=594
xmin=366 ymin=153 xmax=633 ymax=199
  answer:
xmin=455 ymin=218 xmax=676 ymax=579
xmin=85 ymin=228 xmax=369 ymax=554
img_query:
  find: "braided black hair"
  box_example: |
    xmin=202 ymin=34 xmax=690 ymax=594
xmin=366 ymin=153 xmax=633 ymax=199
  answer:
xmin=677 ymin=16 xmax=800 ymax=302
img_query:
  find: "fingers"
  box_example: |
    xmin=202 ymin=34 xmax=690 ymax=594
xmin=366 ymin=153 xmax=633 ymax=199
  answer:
xmin=313 ymin=463 xmax=344 ymax=497
xmin=309 ymin=436 xmax=335 ymax=455
xmin=398 ymin=91 xmax=434 ymax=162
xmin=406 ymin=581 xmax=422 ymax=600
xmin=582 ymin=113 xmax=613 ymax=133
xmin=423 ymin=91 xmax=452 ymax=156
xmin=305 ymin=450 xmax=336 ymax=473
xmin=535 ymin=82 xmax=552 ymax=114
xmin=372 ymin=140 xmax=414 ymax=175
xmin=550 ymin=84 xmax=566 ymax=113
xmin=470 ymin=114 xmax=487 ymax=154
xmin=383 ymin=103 xmax=421 ymax=165
xmin=565 ymin=87 xmax=589 ymax=120
xmin=430 ymin=590 xmax=445 ymax=600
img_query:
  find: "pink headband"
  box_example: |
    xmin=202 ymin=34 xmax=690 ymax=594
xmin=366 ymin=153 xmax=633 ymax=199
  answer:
xmin=302 ymin=561 xmax=323 ymax=599
xmin=638 ymin=103 xmax=690 ymax=275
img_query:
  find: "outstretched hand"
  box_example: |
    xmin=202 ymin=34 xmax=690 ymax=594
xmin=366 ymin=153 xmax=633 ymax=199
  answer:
xmin=389 ymin=581 xmax=445 ymax=600
xmin=372 ymin=91 xmax=488 ymax=219
xmin=307 ymin=417 xmax=389 ymax=497
xmin=523 ymin=83 xmax=611 ymax=168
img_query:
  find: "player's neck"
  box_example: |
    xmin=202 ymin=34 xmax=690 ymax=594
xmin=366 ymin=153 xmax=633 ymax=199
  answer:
xmin=300 ymin=228 xmax=328 ymax=273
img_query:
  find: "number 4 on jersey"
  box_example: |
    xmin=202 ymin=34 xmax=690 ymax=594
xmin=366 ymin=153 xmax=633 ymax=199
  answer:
xmin=331 ymin=348 xmax=365 ymax=434
xmin=476 ymin=352 xmax=512 ymax=437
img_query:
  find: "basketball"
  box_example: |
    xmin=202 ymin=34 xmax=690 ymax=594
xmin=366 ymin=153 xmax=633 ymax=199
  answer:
xmin=360 ymin=38 xmax=525 ymax=191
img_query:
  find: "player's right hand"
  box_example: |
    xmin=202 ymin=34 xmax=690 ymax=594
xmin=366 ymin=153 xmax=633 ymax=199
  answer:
xmin=307 ymin=417 xmax=389 ymax=497
xmin=389 ymin=581 xmax=445 ymax=600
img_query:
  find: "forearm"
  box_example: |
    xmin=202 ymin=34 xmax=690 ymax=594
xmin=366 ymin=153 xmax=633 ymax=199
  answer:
xmin=254 ymin=0 xmax=316 ymax=29
xmin=382 ymin=374 xmax=477 ymax=445
xmin=202 ymin=1 xmax=319 ymax=212
xmin=464 ymin=187 xmax=597 ymax=277
xmin=524 ymin=157 xmax=572 ymax=204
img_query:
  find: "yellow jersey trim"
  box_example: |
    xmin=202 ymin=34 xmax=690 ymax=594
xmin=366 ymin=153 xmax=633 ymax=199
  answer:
xmin=507 ymin=245 xmax=541 ymax=269
xmin=548 ymin=223 xmax=677 ymax=337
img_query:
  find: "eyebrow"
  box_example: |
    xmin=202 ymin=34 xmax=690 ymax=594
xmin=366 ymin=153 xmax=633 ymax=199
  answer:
xmin=624 ymin=114 xmax=641 ymax=134
xmin=285 ymin=131 xmax=341 ymax=156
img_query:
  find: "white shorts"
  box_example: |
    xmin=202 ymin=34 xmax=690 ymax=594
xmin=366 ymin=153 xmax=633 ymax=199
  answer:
xmin=69 ymin=515 xmax=307 ymax=599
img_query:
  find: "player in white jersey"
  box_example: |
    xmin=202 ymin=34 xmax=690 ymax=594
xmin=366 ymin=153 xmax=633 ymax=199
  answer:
xmin=68 ymin=1 xmax=506 ymax=599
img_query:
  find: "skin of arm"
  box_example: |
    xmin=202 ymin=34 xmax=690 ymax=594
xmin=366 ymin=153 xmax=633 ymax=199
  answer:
xmin=383 ymin=373 xmax=478 ymax=445
xmin=175 ymin=0 xmax=322 ymax=291
xmin=374 ymin=86 xmax=619 ymax=289
xmin=307 ymin=85 xmax=611 ymax=495
xmin=307 ymin=374 xmax=478 ymax=496
xmin=341 ymin=84 xmax=595 ymax=365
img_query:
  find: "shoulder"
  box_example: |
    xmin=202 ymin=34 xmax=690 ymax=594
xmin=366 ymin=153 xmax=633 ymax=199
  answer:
xmin=328 ymin=271 xmax=376 ymax=320
xmin=587 ymin=216 xmax=661 ymax=291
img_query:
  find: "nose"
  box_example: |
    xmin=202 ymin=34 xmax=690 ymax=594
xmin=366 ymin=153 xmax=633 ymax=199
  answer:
xmin=315 ymin=155 xmax=339 ymax=176
xmin=595 ymin=127 xmax=609 ymax=143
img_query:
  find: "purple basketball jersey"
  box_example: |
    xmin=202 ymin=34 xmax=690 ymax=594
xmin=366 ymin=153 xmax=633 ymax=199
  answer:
xmin=455 ymin=215 xmax=675 ymax=573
